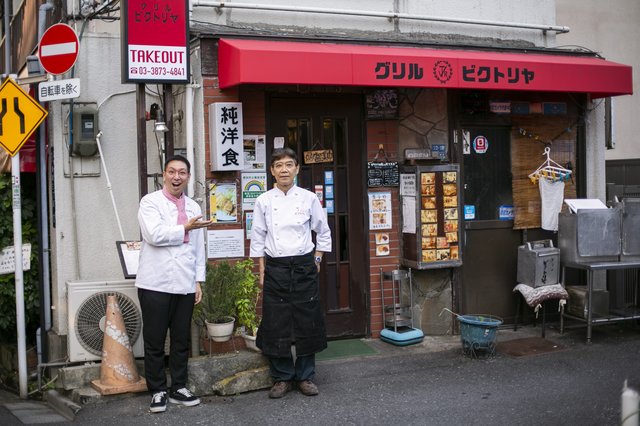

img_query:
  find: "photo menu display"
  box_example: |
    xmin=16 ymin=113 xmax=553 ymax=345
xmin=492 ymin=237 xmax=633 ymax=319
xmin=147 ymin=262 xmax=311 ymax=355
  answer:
xmin=419 ymin=170 xmax=460 ymax=264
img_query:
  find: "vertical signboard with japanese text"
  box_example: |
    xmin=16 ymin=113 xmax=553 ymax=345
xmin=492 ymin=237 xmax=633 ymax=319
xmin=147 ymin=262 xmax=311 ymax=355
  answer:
xmin=121 ymin=0 xmax=189 ymax=84
xmin=209 ymin=102 xmax=244 ymax=171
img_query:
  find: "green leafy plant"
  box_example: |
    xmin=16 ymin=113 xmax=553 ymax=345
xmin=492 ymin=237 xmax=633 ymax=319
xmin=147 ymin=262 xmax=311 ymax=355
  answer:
xmin=233 ymin=259 xmax=260 ymax=336
xmin=194 ymin=260 xmax=256 ymax=325
xmin=0 ymin=174 xmax=40 ymax=345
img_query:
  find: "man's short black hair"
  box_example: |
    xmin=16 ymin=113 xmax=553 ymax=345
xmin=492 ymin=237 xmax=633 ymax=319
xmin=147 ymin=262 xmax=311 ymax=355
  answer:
xmin=164 ymin=154 xmax=191 ymax=173
xmin=270 ymin=147 xmax=298 ymax=167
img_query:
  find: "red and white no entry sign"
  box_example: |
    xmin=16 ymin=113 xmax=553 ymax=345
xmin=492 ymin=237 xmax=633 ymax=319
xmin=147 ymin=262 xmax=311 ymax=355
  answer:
xmin=38 ymin=24 xmax=79 ymax=75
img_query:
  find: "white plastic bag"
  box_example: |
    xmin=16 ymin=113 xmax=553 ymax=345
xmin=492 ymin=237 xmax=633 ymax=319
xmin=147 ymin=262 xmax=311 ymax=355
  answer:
xmin=539 ymin=177 xmax=565 ymax=231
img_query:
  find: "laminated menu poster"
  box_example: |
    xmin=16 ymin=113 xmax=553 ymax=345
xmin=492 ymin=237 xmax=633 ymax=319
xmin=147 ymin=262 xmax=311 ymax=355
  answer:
xmin=417 ymin=169 xmax=461 ymax=267
xmin=368 ymin=192 xmax=392 ymax=230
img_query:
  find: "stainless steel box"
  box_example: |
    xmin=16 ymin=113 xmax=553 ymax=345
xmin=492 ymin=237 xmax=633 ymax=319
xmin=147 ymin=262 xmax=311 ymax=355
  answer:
xmin=620 ymin=199 xmax=640 ymax=262
xmin=566 ymin=286 xmax=610 ymax=318
xmin=558 ymin=208 xmax=621 ymax=264
xmin=517 ymin=240 xmax=560 ymax=287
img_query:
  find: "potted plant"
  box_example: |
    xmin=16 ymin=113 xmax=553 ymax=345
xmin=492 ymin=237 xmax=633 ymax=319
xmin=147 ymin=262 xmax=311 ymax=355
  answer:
xmin=233 ymin=259 xmax=261 ymax=352
xmin=193 ymin=261 xmax=238 ymax=342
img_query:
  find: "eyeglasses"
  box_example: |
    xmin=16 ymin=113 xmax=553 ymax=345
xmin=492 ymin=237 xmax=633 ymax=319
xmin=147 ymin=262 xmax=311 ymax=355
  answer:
xmin=165 ymin=169 xmax=189 ymax=178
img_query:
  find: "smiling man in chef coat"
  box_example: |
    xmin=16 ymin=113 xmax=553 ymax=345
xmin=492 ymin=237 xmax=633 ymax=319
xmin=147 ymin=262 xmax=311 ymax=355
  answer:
xmin=250 ymin=147 xmax=332 ymax=399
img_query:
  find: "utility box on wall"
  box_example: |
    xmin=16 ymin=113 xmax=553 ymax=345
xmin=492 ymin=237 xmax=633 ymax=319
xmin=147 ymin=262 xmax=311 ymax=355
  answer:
xmin=72 ymin=107 xmax=99 ymax=157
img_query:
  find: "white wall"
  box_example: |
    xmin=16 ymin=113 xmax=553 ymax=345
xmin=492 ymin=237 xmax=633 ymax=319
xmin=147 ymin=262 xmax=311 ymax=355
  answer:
xmin=191 ymin=0 xmax=558 ymax=47
xmin=49 ymin=32 xmax=165 ymax=333
xmin=556 ymin=0 xmax=640 ymax=162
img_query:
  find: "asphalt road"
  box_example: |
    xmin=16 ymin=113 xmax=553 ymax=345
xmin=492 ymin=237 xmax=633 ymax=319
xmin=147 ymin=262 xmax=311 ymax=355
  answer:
xmin=6 ymin=323 xmax=640 ymax=425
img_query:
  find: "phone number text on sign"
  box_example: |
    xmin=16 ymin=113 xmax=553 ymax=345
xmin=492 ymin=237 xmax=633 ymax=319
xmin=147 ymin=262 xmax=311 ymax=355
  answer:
xmin=127 ymin=44 xmax=187 ymax=81
xmin=129 ymin=66 xmax=185 ymax=77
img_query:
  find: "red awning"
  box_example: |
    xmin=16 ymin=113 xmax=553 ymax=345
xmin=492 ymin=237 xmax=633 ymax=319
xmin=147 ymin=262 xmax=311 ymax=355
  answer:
xmin=218 ymin=38 xmax=632 ymax=98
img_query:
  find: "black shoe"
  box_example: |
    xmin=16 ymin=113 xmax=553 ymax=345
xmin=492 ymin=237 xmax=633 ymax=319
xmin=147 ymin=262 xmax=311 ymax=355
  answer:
xmin=150 ymin=391 xmax=167 ymax=413
xmin=168 ymin=387 xmax=201 ymax=407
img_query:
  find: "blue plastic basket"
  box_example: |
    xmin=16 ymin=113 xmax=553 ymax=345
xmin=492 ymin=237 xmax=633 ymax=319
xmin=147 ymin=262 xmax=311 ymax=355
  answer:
xmin=457 ymin=315 xmax=502 ymax=354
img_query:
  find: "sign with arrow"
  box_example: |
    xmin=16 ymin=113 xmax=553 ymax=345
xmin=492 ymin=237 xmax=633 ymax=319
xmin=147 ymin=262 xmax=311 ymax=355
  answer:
xmin=0 ymin=79 xmax=48 ymax=157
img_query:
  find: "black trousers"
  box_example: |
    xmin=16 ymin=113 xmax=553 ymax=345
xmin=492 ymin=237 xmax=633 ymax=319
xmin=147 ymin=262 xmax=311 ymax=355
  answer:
xmin=138 ymin=288 xmax=195 ymax=393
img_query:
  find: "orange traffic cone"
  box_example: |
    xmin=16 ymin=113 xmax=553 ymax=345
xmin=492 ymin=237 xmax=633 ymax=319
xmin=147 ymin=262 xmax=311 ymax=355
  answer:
xmin=91 ymin=295 xmax=147 ymax=395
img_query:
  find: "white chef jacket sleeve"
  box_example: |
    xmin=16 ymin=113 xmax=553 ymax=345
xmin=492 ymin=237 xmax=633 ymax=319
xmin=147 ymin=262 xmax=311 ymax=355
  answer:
xmin=310 ymin=195 xmax=332 ymax=253
xmin=249 ymin=196 xmax=268 ymax=257
xmin=138 ymin=196 xmax=186 ymax=247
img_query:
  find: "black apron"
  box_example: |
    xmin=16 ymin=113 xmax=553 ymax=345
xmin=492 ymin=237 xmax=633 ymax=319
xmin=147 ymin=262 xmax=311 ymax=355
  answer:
xmin=256 ymin=253 xmax=327 ymax=357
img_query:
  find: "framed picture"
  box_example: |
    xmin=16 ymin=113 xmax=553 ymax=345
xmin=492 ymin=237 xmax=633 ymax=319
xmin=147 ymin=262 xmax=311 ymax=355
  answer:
xmin=116 ymin=241 xmax=141 ymax=279
xmin=209 ymin=182 xmax=239 ymax=223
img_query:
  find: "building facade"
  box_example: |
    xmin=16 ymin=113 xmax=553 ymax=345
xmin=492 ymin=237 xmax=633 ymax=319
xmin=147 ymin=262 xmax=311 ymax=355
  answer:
xmin=0 ymin=0 xmax=635 ymax=360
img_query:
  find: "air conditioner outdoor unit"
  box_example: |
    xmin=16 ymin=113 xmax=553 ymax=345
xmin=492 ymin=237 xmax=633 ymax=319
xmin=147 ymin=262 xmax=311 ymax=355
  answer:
xmin=67 ymin=280 xmax=144 ymax=362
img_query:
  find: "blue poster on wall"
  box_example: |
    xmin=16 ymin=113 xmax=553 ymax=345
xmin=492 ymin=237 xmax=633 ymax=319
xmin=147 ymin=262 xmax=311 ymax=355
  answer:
xmin=324 ymin=171 xmax=334 ymax=185
xmin=325 ymin=185 xmax=334 ymax=199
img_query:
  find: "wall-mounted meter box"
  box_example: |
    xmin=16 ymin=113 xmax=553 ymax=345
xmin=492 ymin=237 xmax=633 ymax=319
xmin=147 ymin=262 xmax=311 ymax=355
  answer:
xmin=72 ymin=107 xmax=99 ymax=157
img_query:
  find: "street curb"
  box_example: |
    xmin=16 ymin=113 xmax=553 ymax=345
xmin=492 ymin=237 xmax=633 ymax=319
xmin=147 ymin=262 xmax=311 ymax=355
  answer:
xmin=45 ymin=389 xmax=81 ymax=420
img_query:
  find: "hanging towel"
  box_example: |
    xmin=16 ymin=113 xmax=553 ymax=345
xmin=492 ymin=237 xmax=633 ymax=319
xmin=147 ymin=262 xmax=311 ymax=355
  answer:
xmin=539 ymin=177 xmax=564 ymax=231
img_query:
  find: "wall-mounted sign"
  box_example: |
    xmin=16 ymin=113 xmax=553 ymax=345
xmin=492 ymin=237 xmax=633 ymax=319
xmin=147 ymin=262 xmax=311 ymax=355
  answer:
xmin=368 ymin=192 xmax=393 ymax=230
xmin=404 ymin=148 xmax=432 ymax=160
xmin=207 ymin=229 xmax=245 ymax=258
xmin=464 ymin=205 xmax=476 ymax=220
xmin=243 ymin=134 xmax=266 ymax=171
xmin=241 ymin=172 xmax=267 ymax=210
xmin=209 ymin=182 xmax=238 ymax=223
xmin=431 ymin=144 xmax=446 ymax=159
xmin=499 ymin=205 xmax=515 ymax=220
xmin=303 ymin=149 xmax=333 ymax=164
xmin=366 ymin=89 xmax=398 ymax=120
xmin=209 ymin=102 xmax=244 ymax=171
xmin=489 ymin=100 xmax=511 ymax=114
xmin=473 ymin=135 xmax=488 ymax=154
xmin=121 ymin=0 xmax=189 ymax=83
xmin=245 ymin=212 xmax=253 ymax=239
xmin=0 ymin=244 xmax=31 ymax=275
xmin=400 ymin=173 xmax=416 ymax=197
xmin=367 ymin=162 xmax=399 ymax=187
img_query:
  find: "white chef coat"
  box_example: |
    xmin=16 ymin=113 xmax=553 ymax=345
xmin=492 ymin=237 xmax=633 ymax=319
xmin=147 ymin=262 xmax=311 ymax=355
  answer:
xmin=135 ymin=190 xmax=206 ymax=294
xmin=250 ymin=185 xmax=331 ymax=258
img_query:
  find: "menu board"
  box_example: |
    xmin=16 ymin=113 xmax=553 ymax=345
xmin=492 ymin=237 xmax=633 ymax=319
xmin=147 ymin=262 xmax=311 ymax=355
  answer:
xmin=367 ymin=162 xmax=399 ymax=187
xmin=401 ymin=164 xmax=462 ymax=269
xmin=419 ymin=170 xmax=460 ymax=264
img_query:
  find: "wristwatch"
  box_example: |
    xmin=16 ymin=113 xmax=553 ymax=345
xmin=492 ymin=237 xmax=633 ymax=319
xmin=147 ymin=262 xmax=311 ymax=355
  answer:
xmin=314 ymin=255 xmax=322 ymax=264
